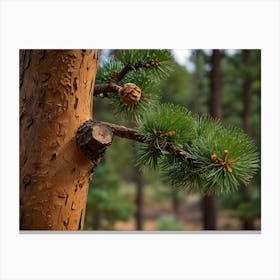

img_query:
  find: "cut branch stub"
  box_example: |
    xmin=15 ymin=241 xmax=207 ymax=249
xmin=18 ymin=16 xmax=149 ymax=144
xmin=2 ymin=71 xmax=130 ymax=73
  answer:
xmin=77 ymin=119 xmax=191 ymax=168
xmin=76 ymin=120 xmax=113 ymax=164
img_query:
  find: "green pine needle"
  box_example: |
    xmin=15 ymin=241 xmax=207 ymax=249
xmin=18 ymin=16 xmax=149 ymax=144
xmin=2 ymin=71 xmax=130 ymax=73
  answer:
xmin=188 ymin=124 xmax=259 ymax=194
xmin=119 ymin=49 xmax=174 ymax=80
xmin=135 ymin=143 xmax=164 ymax=169
xmin=194 ymin=115 xmax=222 ymax=137
xmin=138 ymin=103 xmax=196 ymax=146
xmin=159 ymin=116 xmax=259 ymax=195
xmin=159 ymin=152 xmax=200 ymax=193
xmin=109 ymin=69 xmax=160 ymax=119
xmin=95 ymin=58 xmax=124 ymax=84
xmin=135 ymin=104 xmax=196 ymax=168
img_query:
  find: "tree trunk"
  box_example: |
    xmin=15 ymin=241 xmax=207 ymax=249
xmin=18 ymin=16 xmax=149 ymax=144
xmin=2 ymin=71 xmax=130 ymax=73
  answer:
xmin=242 ymin=50 xmax=254 ymax=230
xmin=134 ymin=167 xmax=144 ymax=230
xmin=172 ymin=191 xmax=180 ymax=218
xmin=93 ymin=211 xmax=101 ymax=230
xmin=20 ymin=50 xmax=99 ymax=230
xmin=192 ymin=50 xmax=203 ymax=114
xmin=242 ymin=50 xmax=252 ymax=136
xmin=209 ymin=50 xmax=222 ymax=119
xmin=202 ymin=49 xmax=222 ymax=230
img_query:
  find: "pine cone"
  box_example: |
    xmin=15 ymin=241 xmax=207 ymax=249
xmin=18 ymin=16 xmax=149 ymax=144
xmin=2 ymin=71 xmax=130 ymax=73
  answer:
xmin=118 ymin=83 xmax=141 ymax=105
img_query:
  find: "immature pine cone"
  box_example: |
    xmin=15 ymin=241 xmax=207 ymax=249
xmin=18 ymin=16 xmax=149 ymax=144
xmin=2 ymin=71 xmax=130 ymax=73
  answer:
xmin=118 ymin=83 xmax=141 ymax=105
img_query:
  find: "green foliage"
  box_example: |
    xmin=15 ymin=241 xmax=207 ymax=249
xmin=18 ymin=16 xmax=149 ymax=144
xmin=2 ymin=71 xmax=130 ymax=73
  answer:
xmin=138 ymin=103 xmax=196 ymax=146
xmin=95 ymin=50 xmax=174 ymax=119
xmin=144 ymin=115 xmax=259 ymax=195
xmin=135 ymin=104 xmax=196 ymax=168
xmin=85 ymin=163 xmax=134 ymax=229
xmin=95 ymin=58 xmax=123 ymax=84
xmin=219 ymin=184 xmax=261 ymax=221
xmin=212 ymin=49 xmax=261 ymax=223
xmin=156 ymin=215 xmax=182 ymax=230
xmin=109 ymin=69 xmax=161 ymax=119
xmin=95 ymin=49 xmax=260 ymax=197
xmin=188 ymin=124 xmax=259 ymax=194
xmin=160 ymin=60 xmax=193 ymax=106
xmin=118 ymin=49 xmax=174 ymax=80
xmin=194 ymin=115 xmax=222 ymax=137
xmin=106 ymin=137 xmax=135 ymax=181
xmin=237 ymin=199 xmax=260 ymax=221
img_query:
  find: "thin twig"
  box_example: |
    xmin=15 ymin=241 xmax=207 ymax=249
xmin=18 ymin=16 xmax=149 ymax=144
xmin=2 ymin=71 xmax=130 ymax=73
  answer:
xmin=94 ymin=61 xmax=155 ymax=96
xmin=93 ymin=82 xmax=121 ymax=96
xmin=111 ymin=62 xmax=150 ymax=83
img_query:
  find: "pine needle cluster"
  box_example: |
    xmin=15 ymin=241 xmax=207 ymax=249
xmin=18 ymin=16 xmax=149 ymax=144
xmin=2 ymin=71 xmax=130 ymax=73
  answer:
xmin=95 ymin=50 xmax=173 ymax=119
xmin=111 ymin=69 xmax=161 ymax=119
xmin=136 ymin=104 xmax=196 ymax=168
xmin=141 ymin=114 xmax=259 ymax=195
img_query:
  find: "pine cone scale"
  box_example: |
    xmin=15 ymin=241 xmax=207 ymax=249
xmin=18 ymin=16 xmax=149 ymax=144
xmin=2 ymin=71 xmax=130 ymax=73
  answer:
xmin=118 ymin=83 xmax=142 ymax=105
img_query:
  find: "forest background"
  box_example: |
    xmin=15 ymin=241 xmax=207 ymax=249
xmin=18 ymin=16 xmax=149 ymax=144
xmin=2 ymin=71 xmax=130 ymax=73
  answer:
xmin=84 ymin=49 xmax=261 ymax=231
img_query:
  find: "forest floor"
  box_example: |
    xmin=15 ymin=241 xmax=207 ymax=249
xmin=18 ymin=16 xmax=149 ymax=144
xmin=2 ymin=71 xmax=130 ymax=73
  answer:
xmin=114 ymin=194 xmax=261 ymax=231
xmin=84 ymin=182 xmax=261 ymax=231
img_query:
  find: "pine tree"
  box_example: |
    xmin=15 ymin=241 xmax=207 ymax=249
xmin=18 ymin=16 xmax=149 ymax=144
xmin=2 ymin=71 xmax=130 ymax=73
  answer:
xmin=20 ymin=49 xmax=260 ymax=230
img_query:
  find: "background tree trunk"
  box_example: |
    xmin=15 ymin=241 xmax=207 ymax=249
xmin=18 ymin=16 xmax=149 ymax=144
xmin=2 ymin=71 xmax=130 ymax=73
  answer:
xmin=202 ymin=49 xmax=222 ymax=230
xmin=242 ymin=50 xmax=254 ymax=230
xmin=209 ymin=50 xmax=222 ymax=119
xmin=20 ymin=50 xmax=99 ymax=230
xmin=192 ymin=49 xmax=203 ymax=114
xmin=172 ymin=191 xmax=180 ymax=218
xmin=134 ymin=166 xmax=144 ymax=230
xmin=242 ymin=50 xmax=252 ymax=136
xmin=93 ymin=211 xmax=101 ymax=230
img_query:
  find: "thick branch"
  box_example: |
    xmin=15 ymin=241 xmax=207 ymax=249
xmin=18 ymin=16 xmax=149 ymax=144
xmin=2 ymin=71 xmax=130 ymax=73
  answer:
xmin=99 ymin=121 xmax=190 ymax=160
xmin=100 ymin=121 xmax=146 ymax=142
xmin=77 ymin=120 xmax=190 ymax=163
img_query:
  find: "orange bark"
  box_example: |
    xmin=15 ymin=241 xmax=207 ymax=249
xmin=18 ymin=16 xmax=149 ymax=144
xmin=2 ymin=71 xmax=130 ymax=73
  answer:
xmin=20 ymin=50 xmax=99 ymax=230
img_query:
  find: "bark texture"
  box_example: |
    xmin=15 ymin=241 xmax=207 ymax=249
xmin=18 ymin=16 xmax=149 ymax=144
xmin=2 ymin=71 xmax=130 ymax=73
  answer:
xmin=20 ymin=50 xmax=99 ymax=230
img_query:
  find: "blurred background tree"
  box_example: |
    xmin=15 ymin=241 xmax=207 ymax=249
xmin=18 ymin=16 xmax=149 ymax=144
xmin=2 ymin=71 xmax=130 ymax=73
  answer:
xmin=156 ymin=215 xmax=182 ymax=231
xmin=201 ymin=49 xmax=223 ymax=230
xmin=218 ymin=49 xmax=261 ymax=230
xmin=84 ymin=49 xmax=261 ymax=231
xmin=85 ymin=162 xmax=135 ymax=230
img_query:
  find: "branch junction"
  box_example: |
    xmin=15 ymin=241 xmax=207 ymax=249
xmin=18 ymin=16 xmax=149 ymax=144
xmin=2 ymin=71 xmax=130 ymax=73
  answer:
xmin=76 ymin=119 xmax=190 ymax=163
